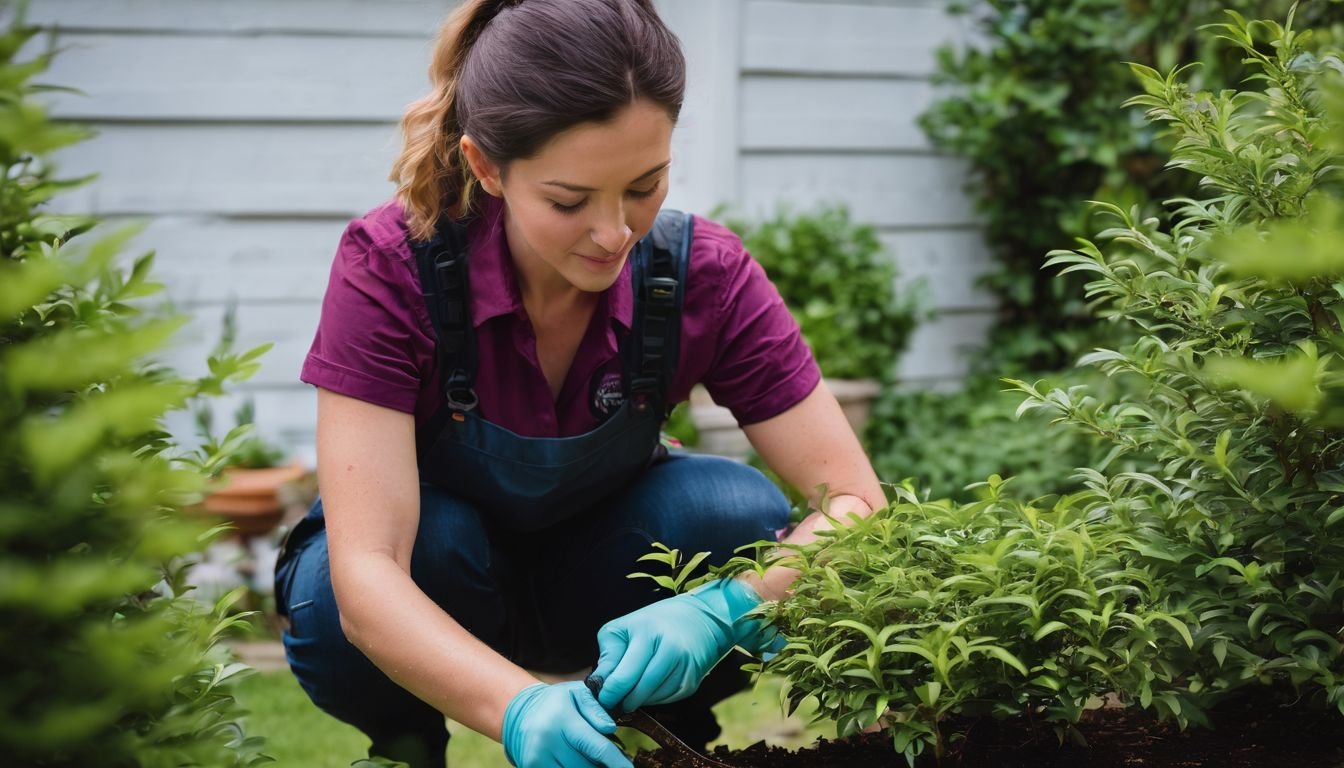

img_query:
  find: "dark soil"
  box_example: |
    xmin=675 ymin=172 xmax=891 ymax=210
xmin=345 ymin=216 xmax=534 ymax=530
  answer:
xmin=633 ymin=700 xmax=1344 ymax=767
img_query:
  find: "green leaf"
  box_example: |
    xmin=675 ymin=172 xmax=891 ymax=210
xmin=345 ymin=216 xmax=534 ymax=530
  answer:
xmin=1033 ymin=621 xmax=1071 ymax=641
xmin=977 ymin=645 xmax=1030 ymax=677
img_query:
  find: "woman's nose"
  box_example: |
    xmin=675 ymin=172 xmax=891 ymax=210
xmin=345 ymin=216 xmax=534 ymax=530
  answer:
xmin=591 ymin=219 xmax=632 ymax=255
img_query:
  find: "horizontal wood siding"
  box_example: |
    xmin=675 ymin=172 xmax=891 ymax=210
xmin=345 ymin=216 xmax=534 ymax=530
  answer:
xmin=30 ymin=1 xmax=452 ymax=35
xmin=739 ymin=154 xmax=975 ymax=229
xmin=739 ymin=0 xmax=989 ymax=385
xmin=741 ymin=75 xmax=936 ymax=151
xmin=55 ymin=124 xmax=402 ymax=217
xmin=44 ymin=33 xmax=432 ymax=121
xmin=742 ymin=1 xmax=965 ymax=77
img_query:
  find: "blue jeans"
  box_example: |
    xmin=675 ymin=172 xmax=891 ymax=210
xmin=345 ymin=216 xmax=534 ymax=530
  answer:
xmin=275 ymin=453 xmax=789 ymax=767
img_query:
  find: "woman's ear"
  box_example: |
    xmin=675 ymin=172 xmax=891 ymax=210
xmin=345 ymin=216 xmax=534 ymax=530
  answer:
xmin=460 ymin=135 xmax=503 ymax=197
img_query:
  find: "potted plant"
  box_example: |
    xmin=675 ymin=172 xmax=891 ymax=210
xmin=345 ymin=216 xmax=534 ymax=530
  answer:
xmin=196 ymin=398 xmax=305 ymax=538
xmin=687 ymin=205 xmax=922 ymax=458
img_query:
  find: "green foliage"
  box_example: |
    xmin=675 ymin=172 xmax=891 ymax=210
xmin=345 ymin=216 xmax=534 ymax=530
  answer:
xmin=1015 ymin=6 xmax=1344 ymax=727
xmin=726 ymin=205 xmax=923 ymax=380
xmin=865 ymin=374 xmax=1120 ymax=503
xmin=719 ymin=481 xmax=1173 ymax=765
xmin=0 ymin=8 xmax=269 ymax=765
xmin=689 ymin=9 xmax=1344 ymax=763
xmin=921 ymin=0 xmax=1344 ymax=373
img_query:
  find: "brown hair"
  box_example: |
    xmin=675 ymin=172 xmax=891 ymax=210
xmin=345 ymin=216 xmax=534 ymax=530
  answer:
xmin=390 ymin=0 xmax=686 ymax=241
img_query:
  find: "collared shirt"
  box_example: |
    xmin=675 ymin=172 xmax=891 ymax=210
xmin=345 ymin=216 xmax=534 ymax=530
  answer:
xmin=300 ymin=195 xmax=821 ymax=438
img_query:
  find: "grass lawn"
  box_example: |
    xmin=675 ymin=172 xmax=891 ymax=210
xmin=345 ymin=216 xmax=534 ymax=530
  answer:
xmin=237 ymin=669 xmax=831 ymax=766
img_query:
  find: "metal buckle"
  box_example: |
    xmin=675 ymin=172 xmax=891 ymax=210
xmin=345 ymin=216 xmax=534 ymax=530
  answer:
xmin=645 ymin=276 xmax=677 ymax=307
xmin=445 ymin=370 xmax=478 ymax=412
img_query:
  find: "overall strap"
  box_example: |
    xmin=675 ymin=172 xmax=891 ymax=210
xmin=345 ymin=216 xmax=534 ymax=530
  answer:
xmin=628 ymin=209 xmax=694 ymax=417
xmin=412 ymin=216 xmax=479 ymax=413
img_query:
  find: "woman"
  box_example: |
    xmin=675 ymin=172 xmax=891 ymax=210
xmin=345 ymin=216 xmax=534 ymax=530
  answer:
xmin=274 ymin=1 xmax=884 ymax=766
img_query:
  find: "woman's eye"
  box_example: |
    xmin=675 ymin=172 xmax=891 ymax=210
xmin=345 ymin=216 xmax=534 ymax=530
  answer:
xmin=627 ymin=186 xmax=659 ymax=200
xmin=551 ymin=199 xmax=587 ymax=215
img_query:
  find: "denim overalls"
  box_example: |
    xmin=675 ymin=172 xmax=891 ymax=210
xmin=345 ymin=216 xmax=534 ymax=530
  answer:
xmin=273 ymin=210 xmax=790 ymax=767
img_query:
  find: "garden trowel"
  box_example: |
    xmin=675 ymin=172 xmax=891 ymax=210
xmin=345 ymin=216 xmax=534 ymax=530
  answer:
xmin=584 ymin=674 xmax=738 ymax=768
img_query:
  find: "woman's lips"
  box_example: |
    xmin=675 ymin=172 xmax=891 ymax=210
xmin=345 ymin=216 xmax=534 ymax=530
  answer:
xmin=576 ymin=251 xmax=625 ymax=267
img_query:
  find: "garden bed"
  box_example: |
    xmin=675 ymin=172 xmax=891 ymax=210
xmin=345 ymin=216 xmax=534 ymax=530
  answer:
xmin=635 ymin=701 xmax=1344 ymax=767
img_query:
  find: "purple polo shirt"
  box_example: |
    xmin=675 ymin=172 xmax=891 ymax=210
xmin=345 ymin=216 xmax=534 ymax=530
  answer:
xmin=300 ymin=195 xmax=821 ymax=438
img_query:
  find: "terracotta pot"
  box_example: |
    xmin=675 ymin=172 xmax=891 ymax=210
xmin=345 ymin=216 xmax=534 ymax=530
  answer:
xmin=824 ymin=377 xmax=881 ymax=437
xmin=687 ymin=385 xmax=752 ymax=460
xmin=200 ymin=461 xmax=307 ymax=537
xmin=685 ymin=378 xmax=881 ymax=460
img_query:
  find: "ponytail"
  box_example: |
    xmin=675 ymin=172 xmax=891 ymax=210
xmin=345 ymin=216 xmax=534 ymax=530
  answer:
xmin=391 ymin=0 xmax=511 ymax=241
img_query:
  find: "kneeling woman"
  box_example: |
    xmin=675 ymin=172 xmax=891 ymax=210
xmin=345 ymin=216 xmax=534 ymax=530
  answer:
xmin=274 ymin=1 xmax=884 ymax=766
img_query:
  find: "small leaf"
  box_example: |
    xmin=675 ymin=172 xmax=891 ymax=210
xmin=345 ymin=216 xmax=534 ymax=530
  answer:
xmin=1033 ymin=621 xmax=1071 ymax=641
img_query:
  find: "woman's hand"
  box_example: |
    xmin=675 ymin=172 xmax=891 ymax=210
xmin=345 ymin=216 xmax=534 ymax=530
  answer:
xmin=501 ymin=682 xmax=632 ymax=768
xmin=591 ymin=578 xmax=771 ymax=712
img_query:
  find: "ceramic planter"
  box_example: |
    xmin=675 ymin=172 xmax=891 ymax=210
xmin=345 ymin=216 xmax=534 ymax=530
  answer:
xmin=200 ymin=461 xmax=307 ymax=538
xmin=686 ymin=378 xmax=881 ymax=460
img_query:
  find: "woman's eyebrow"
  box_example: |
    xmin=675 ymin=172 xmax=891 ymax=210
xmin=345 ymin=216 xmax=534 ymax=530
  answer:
xmin=542 ymin=160 xmax=671 ymax=192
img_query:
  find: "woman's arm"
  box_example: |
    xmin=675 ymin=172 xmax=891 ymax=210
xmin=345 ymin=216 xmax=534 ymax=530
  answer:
xmin=589 ymin=381 xmax=885 ymax=712
xmin=740 ymin=379 xmax=886 ymax=601
xmin=316 ymin=388 xmax=539 ymax=740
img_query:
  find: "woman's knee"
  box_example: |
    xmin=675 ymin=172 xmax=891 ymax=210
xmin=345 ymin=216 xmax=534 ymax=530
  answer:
xmin=634 ymin=455 xmax=791 ymax=557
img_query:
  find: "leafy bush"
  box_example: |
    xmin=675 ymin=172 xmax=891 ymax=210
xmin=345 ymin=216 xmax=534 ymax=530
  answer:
xmin=754 ymin=480 xmax=1175 ymax=764
xmin=726 ymin=205 xmax=923 ymax=381
xmin=0 ymin=12 xmax=268 ymax=766
xmin=922 ymin=0 xmax=1344 ymax=374
xmin=698 ymin=8 xmax=1344 ymax=765
xmin=1015 ymin=5 xmax=1344 ymax=726
xmin=865 ymin=373 xmax=1121 ymax=503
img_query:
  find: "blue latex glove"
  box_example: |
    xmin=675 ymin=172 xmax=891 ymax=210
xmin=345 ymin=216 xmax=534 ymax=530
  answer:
xmin=592 ymin=578 xmax=773 ymax=712
xmin=501 ymin=681 xmax=633 ymax=768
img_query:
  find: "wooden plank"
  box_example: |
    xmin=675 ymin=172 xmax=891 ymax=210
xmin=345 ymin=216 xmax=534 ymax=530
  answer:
xmin=742 ymin=75 xmax=933 ymax=151
xmin=880 ymin=230 xmax=995 ymax=312
xmin=656 ymin=0 xmax=742 ymax=211
xmin=30 ymin=0 xmax=452 ymax=35
xmin=51 ymin=124 xmax=403 ymax=216
xmin=165 ymin=301 xmax=320 ymax=389
xmin=52 ymin=122 xmax=711 ymax=219
xmin=739 ymin=153 xmax=976 ymax=229
xmin=743 ymin=0 xmax=969 ymax=77
xmin=896 ymin=310 xmax=995 ymax=382
xmin=95 ymin=217 xmax=347 ymax=304
xmin=43 ymin=33 xmax=432 ymax=121
xmin=161 ymin=385 xmax=318 ymax=463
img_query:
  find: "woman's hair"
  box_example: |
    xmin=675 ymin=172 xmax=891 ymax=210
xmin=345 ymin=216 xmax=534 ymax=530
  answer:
xmin=391 ymin=0 xmax=686 ymax=241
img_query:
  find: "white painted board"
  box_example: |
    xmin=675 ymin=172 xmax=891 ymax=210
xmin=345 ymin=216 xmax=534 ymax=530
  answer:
xmin=742 ymin=75 xmax=936 ymax=151
xmin=30 ymin=0 xmax=452 ymax=35
xmin=163 ymin=301 xmax=320 ymax=389
xmin=51 ymin=124 xmax=405 ymax=216
xmin=743 ymin=0 xmax=969 ymax=77
xmin=896 ymin=310 xmax=995 ymax=382
xmin=43 ymin=33 xmax=434 ymax=122
xmin=739 ymin=153 xmax=976 ymax=229
xmin=880 ymin=229 xmax=994 ymax=312
xmin=95 ymin=217 xmax=347 ymax=304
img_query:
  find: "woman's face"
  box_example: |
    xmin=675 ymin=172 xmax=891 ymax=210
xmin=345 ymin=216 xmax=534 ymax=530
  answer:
xmin=465 ymin=99 xmax=674 ymax=296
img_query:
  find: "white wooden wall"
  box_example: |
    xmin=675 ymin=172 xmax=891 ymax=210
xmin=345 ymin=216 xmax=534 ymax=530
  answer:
xmin=33 ymin=0 xmax=992 ymax=456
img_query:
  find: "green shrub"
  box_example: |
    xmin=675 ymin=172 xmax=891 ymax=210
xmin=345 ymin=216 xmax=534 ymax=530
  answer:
xmin=726 ymin=205 xmax=923 ymax=381
xmin=690 ymin=9 xmax=1344 ymax=765
xmin=0 ymin=11 xmax=268 ymax=766
xmin=1015 ymin=6 xmax=1344 ymax=726
xmin=922 ymin=0 xmax=1344 ymax=374
xmin=712 ymin=480 xmax=1169 ymax=765
xmin=865 ymin=373 xmax=1122 ymax=503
